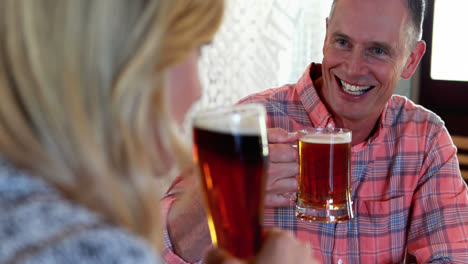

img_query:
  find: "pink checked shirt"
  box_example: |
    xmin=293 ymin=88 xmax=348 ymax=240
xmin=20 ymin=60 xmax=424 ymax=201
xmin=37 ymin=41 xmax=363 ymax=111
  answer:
xmin=163 ymin=63 xmax=468 ymax=264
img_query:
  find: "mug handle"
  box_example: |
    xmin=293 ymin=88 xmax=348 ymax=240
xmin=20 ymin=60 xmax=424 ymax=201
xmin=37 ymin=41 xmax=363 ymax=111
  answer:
xmin=283 ymin=142 xmax=299 ymax=204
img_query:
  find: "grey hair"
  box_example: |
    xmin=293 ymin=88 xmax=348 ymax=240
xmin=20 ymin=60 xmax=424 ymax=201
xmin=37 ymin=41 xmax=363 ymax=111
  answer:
xmin=329 ymin=0 xmax=425 ymax=45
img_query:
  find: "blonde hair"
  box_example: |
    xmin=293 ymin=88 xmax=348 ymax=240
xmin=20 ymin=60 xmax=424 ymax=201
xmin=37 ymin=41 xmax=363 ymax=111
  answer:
xmin=0 ymin=0 xmax=223 ymax=250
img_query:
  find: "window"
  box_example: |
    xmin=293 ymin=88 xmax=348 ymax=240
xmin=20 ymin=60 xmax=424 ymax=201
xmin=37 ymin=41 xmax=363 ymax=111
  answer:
xmin=419 ymin=0 xmax=468 ymax=136
xmin=430 ymin=0 xmax=468 ymax=82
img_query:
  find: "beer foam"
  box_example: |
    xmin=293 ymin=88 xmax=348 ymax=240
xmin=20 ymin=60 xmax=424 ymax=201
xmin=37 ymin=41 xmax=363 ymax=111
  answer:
xmin=300 ymin=133 xmax=351 ymax=144
xmin=194 ymin=117 xmax=262 ymax=136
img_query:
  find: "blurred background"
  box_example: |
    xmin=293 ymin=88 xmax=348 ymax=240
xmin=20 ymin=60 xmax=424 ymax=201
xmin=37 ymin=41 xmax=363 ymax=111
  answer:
xmin=192 ymin=0 xmax=468 ymax=179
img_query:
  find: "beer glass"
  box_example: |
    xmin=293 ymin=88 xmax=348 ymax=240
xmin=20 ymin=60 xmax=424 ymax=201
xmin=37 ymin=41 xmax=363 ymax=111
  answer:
xmin=296 ymin=127 xmax=353 ymax=222
xmin=192 ymin=104 xmax=269 ymax=259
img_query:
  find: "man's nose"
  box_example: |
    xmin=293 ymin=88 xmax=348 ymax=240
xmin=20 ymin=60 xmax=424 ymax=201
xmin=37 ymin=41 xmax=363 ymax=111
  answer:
xmin=345 ymin=49 xmax=368 ymax=76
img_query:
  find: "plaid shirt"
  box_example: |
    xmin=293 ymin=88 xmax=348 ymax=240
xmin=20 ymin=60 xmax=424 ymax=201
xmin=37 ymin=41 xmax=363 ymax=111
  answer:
xmin=162 ymin=63 xmax=468 ymax=264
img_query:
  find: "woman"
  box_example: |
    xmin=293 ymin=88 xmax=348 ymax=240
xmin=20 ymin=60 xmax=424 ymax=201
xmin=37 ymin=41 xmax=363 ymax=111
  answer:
xmin=0 ymin=0 xmax=313 ymax=263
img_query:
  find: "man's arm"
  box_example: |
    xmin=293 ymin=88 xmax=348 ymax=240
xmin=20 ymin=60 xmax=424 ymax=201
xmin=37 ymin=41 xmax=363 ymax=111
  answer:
xmin=163 ymin=177 xmax=212 ymax=263
xmin=406 ymin=125 xmax=468 ymax=263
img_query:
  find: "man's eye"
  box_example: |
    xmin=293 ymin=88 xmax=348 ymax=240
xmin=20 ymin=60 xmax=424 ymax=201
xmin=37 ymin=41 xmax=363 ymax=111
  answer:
xmin=373 ymin=47 xmax=387 ymax=56
xmin=337 ymin=39 xmax=348 ymax=46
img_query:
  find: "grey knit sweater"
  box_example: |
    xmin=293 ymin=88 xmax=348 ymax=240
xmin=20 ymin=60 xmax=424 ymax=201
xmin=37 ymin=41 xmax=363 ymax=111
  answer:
xmin=0 ymin=158 xmax=162 ymax=264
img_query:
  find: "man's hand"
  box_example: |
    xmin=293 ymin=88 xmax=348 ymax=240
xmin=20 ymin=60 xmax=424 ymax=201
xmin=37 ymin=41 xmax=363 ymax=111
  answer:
xmin=265 ymin=128 xmax=299 ymax=208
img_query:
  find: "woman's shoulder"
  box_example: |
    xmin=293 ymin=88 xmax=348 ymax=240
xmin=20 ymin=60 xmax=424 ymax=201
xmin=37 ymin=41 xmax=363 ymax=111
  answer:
xmin=20 ymin=226 xmax=162 ymax=264
xmin=0 ymin=159 xmax=161 ymax=264
xmin=0 ymin=158 xmax=56 ymax=205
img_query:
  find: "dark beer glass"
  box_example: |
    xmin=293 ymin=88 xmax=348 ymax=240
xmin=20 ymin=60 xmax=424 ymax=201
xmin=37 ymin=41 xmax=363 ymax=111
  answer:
xmin=192 ymin=104 xmax=269 ymax=259
xmin=296 ymin=128 xmax=353 ymax=222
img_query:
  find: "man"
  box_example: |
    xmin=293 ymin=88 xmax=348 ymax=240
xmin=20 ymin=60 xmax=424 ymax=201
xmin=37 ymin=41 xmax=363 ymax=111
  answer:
xmin=163 ymin=0 xmax=468 ymax=263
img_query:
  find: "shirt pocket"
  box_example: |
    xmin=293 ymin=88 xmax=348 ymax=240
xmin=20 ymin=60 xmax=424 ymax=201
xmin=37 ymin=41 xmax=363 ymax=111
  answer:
xmin=356 ymin=196 xmax=411 ymax=263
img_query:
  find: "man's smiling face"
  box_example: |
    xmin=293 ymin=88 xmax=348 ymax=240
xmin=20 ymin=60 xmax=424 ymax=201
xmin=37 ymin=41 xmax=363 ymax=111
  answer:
xmin=321 ymin=0 xmax=415 ymax=125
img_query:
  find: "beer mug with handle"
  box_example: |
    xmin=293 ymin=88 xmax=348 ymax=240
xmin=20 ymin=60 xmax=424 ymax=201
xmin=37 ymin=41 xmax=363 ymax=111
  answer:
xmin=296 ymin=127 xmax=354 ymax=223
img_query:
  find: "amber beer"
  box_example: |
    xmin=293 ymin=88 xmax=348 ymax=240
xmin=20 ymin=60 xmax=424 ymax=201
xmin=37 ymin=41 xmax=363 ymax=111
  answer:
xmin=192 ymin=105 xmax=268 ymax=259
xmin=296 ymin=128 xmax=353 ymax=222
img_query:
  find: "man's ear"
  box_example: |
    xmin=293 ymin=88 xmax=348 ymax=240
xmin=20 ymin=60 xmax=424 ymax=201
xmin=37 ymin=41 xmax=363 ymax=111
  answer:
xmin=401 ymin=40 xmax=426 ymax=79
xmin=323 ymin=17 xmax=329 ymax=55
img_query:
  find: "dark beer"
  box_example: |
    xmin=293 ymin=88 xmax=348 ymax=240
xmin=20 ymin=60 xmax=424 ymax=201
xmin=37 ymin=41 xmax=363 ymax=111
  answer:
xmin=297 ymin=132 xmax=352 ymax=222
xmin=193 ymin=126 xmax=267 ymax=259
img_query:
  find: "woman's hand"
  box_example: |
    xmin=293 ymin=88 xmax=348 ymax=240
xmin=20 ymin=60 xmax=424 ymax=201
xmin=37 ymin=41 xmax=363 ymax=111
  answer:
xmin=203 ymin=229 xmax=316 ymax=264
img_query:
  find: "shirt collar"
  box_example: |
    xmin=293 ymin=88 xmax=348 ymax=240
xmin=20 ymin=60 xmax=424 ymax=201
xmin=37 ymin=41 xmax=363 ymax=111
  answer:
xmin=295 ymin=63 xmax=334 ymax=129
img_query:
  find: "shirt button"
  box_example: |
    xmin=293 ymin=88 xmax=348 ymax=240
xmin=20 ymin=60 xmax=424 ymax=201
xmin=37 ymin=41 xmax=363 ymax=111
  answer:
xmin=338 ymin=259 xmax=343 ymax=264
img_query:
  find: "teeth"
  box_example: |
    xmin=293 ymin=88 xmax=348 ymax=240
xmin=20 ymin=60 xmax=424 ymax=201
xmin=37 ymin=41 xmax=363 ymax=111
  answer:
xmin=340 ymin=80 xmax=372 ymax=95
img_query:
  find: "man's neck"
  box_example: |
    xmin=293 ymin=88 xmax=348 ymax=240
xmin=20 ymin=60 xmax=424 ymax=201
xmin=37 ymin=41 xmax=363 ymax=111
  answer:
xmin=334 ymin=114 xmax=381 ymax=146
